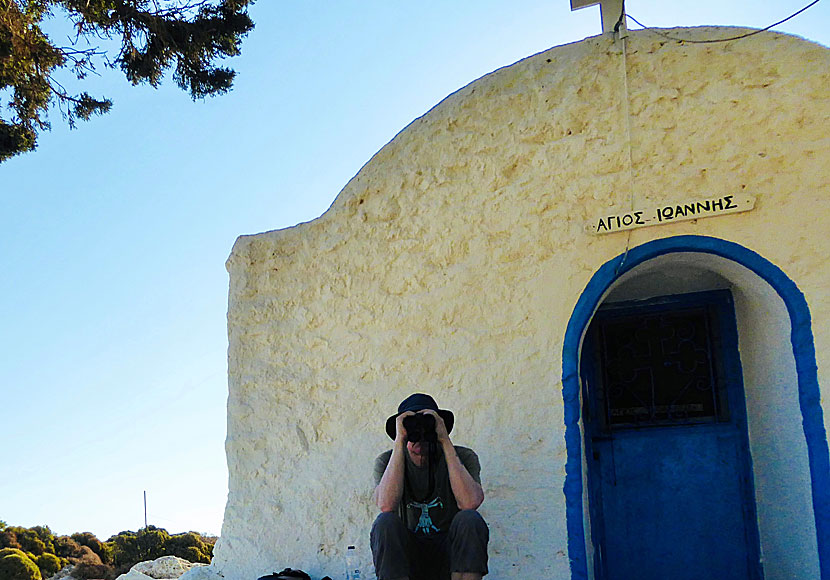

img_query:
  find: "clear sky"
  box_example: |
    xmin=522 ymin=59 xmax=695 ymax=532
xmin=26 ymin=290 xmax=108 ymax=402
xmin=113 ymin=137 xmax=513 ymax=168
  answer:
xmin=2 ymin=0 xmax=828 ymax=541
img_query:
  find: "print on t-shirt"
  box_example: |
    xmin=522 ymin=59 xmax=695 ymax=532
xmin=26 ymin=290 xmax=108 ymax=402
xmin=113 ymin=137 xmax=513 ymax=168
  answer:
xmin=408 ymin=497 xmax=443 ymax=534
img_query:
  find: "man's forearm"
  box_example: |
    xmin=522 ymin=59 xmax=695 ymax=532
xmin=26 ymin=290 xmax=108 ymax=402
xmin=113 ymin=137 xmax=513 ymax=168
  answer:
xmin=374 ymin=440 xmax=407 ymax=512
xmin=442 ymin=440 xmax=484 ymax=510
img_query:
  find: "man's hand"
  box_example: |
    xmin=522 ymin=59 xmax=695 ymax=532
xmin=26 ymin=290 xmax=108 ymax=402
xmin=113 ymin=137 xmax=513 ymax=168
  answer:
xmin=420 ymin=409 xmax=450 ymax=444
xmin=395 ymin=411 xmax=415 ymax=445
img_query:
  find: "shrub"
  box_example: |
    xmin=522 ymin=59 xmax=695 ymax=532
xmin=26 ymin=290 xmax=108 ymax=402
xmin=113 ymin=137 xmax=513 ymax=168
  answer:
xmin=0 ymin=551 xmax=42 ymax=580
xmin=70 ymin=546 xmax=102 ymax=567
xmin=136 ymin=528 xmax=169 ymax=562
xmin=164 ymin=532 xmax=212 ymax=564
xmin=53 ymin=537 xmax=82 ymax=559
xmin=29 ymin=528 xmax=55 ymax=556
xmin=73 ymin=562 xmax=113 ymax=580
xmin=36 ymin=553 xmax=62 ymax=578
xmin=10 ymin=528 xmax=47 ymax=556
xmin=70 ymin=534 xmax=109 ymax=565
xmin=105 ymin=532 xmax=136 ymax=569
xmin=107 ymin=527 xmax=170 ymax=569
xmin=0 ymin=530 xmax=22 ymax=550
xmin=182 ymin=547 xmax=204 ymax=564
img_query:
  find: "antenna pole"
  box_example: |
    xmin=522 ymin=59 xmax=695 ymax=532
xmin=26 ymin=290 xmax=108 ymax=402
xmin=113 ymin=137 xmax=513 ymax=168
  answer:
xmin=144 ymin=491 xmax=148 ymax=529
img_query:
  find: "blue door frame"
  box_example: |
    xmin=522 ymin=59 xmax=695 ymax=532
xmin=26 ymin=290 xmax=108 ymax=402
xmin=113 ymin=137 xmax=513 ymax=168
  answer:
xmin=561 ymin=235 xmax=830 ymax=580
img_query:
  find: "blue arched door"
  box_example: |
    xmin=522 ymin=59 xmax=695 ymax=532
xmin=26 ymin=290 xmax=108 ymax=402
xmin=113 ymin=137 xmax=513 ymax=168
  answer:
xmin=581 ymin=289 xmax=763 ymax=580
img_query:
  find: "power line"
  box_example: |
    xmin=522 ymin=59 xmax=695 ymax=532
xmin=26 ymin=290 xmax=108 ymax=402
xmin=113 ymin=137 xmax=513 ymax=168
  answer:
xmin=627 ymin=0 xmax=822 ymax=44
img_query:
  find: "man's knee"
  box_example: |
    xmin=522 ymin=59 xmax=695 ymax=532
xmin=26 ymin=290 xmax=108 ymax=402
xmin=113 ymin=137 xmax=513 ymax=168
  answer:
xmin=372 ymin=512 xmax=403 ymax=530
xmin=450 ymin=510 xmax=488 ymax=535
xmin=373 ymin=511 xmax=404 ymax=533
xmin=449 ymin=510 xmax=488 ymax=577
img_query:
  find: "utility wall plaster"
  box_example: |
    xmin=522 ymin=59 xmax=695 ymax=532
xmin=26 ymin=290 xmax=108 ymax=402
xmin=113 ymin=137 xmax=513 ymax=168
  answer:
xmin=212 ymin=27 xmax=830 ymax=580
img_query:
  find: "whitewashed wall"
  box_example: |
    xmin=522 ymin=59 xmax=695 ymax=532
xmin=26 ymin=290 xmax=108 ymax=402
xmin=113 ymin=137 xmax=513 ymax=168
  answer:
xmin=210 ymin=28 xmax=830 ymax=580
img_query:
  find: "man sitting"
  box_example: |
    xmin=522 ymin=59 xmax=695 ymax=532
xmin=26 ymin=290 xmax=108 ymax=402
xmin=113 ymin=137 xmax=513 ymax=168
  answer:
xmin=371 ymin=393 xmax=489 ymax=580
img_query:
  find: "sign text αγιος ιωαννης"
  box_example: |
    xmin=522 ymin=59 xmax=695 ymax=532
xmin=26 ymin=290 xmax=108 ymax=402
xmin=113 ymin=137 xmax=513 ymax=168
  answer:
xmin=589 ymin=194 xmax=756 ymax=235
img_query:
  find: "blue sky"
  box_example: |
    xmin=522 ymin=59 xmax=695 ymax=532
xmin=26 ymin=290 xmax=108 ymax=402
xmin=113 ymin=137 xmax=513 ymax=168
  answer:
xmin=2 ymin=0 xmax=829 ymax=540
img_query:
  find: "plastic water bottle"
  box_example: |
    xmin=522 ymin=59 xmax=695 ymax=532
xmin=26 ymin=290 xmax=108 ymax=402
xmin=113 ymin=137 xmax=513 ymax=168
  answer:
xmin=345 ymin=545 xmax=361 ymax=580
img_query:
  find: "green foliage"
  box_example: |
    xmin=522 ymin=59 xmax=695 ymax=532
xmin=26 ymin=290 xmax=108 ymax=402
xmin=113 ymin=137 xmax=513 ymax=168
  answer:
xmin=13 ymin=530 xmax=46 ymax=556
xmin=163 ymin=532 xmax=213 ymax=564
xmin=28 ymin=528 xmax=55 ymax=556
xmin=107 ymin=526 xmax=170 ymax=568
xmin=0 ymin=526 xmax=56 ymax=556
xmin=1 ymin=523 xmax=216 ymax=580
xmin=52 ymin=536 xmax=82 ymax=559
xmin=70 ymin=533 xmax=110 ymax=565
xmin=0 ymin=0 xmax=255 ymax=162
xmin=0 ymin=529 xmax=23 ymax=550
xmin=70 ymin=545 xmax=102 ymax=566
xmin=72 ymin=562 xmax=110 ymax=580
xmin=0 ymin=550 xmax=42 ymax=580
xmin=35 ymin=553 xmax=61 ymax=578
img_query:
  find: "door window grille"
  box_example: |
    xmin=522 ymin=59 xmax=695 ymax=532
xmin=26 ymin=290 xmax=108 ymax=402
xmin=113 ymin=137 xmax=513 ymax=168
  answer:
xmin=593 ymin=301 xmax=730 ymax=430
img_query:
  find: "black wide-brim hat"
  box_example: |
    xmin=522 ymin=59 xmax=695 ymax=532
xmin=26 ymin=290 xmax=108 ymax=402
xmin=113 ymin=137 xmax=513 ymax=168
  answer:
xmin=385 ymin=393 xmax=455 ymax=439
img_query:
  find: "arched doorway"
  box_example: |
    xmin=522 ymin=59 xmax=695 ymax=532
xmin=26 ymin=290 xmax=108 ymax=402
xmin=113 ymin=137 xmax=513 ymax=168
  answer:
xmin=561 ymin=236 xmax=830 ymax=580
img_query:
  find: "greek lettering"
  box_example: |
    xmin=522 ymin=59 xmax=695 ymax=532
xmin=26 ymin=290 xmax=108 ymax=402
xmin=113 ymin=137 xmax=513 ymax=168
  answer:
xmin=590 ymin=195 xmax=753 ymax=235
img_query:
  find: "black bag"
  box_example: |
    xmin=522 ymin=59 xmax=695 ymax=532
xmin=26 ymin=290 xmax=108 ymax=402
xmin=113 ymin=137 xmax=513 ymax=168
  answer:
xmin=257 ymin=569 xmax=310 ymax=580
xmin=257 ymin=567 xmax=332 ymax=580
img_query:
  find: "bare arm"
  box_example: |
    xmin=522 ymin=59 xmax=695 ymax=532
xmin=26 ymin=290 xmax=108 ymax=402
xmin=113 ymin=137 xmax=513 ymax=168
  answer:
xmin=442 ymin=439 xmax=484 ymax=510
xmin=425 ymin=410 xmax=485 ymax=511
xmin=373 ymin=412 xmax=413 ymax=512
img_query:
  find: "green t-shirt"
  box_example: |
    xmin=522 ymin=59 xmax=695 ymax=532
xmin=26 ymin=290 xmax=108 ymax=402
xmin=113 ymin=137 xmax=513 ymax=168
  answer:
xmin=373 ymin=445 xmax=481 ymax=536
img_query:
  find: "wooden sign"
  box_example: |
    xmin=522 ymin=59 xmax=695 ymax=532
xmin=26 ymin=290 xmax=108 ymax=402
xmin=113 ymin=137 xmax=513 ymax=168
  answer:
xmin=588 ymin=194 xmax=756 ymax=235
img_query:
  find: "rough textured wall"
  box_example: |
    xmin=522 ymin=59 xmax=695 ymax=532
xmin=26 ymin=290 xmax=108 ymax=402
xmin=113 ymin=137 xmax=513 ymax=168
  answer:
xmin=214 ymin=28 xmax=830 ymax=580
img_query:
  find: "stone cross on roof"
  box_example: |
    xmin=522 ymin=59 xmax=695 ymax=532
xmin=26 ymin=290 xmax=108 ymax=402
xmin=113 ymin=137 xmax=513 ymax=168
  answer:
xmin=571 ymin=0 xmax=626 ymax=34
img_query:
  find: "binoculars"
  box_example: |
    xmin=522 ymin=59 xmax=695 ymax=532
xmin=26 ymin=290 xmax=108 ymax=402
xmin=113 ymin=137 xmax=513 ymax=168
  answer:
xmin=403 ymin=413 xmax=437 ymax=443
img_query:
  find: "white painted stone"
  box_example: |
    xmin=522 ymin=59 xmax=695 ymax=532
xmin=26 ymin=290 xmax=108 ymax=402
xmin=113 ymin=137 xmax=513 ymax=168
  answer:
xmin=218 ymin=27 xmax=830 ymax=580
xmin=115 ymin=570 xmax=154 ymax=580
xmin=130 ymin=557 xmax=203 ymax=579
